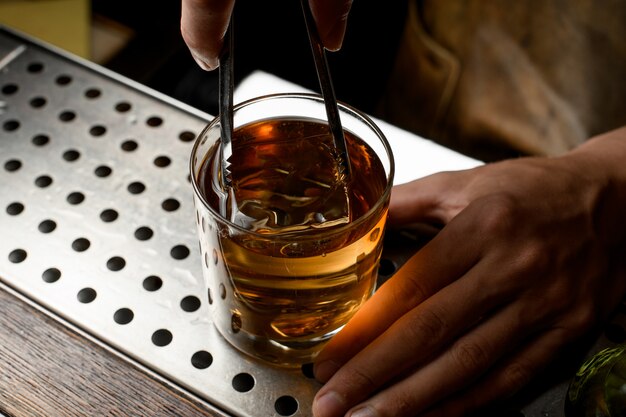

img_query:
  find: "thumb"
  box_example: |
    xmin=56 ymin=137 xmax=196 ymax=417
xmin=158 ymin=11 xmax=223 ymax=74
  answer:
xmin=388 ymin=171 xmax=469 ymax=227
xmin=181 ymin=0 xmax=235 ymax=70
xmin=309 ymin=0 xmax=353 ymax=51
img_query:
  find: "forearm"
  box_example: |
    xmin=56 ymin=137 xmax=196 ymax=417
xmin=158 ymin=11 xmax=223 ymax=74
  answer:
xmin=562 ymin=126 xmax=626 ymax=248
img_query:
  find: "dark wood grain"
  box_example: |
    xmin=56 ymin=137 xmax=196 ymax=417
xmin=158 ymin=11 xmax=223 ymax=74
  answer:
xmin=0 ymin=284 xmax=224 ymax=417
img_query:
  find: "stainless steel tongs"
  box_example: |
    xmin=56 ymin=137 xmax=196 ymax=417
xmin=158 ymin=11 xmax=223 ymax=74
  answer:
xmin=218 ymin=15 xmax=234 ymax=190
xmin=218 ymin=3 xmax=352 ymax=190
xmin=300 ymin=0 xmax=352 ymax=180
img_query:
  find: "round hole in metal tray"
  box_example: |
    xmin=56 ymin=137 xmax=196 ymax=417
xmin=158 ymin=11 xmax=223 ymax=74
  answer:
xmin=378 ymin=258 xmax=397 ymax=276
xmin=114 ymin=308 xmax=134 ymax=325
xmin=58 ymin=110 xmax=76 ymax=122
xmin=89 ymin=125 xmax=107 ymax=137
xmin=72 ymin=237 xmax=91 ymax=252
xmin=3 ymin=119 xmax=20 ymax=132
xmin=161 ymin=198 xmax=180 ymax=212
xmin=1 ymin=83 xmax=18 ymax=95
xmin=180 ymin=295 xmax=201 ymax=312
xmin=29 ymin=96 xmax=47 ymax=108
xmin=275 ymin=396 xmax=298 ymax=416
xmin=6 ymin=202 xmax=24 ymax=215
xmin=4 ymin=159 xmax=22 ymax=172
xmin=170 ymin=244 xmax=190 ymax=260
xmin=179 ymin=131 xmax=196 ymax=142
xmin=27 ymin=62 xmax=44 ymax=73
xmin=55 ymin=74 xmax=72 ymax=86
xmin=84 ymin=88 xmax=101 ymax=99
xmin=152 ymin=329 xmax=173 ymax=347
xmin=127 ymin=181 xmax=146 ymax=194
xmin=42 ymin=267 xmax=61 ymax=283
xmin=34 ymin=175 xmax=53 ymax=188
xmin=77 ymin=287 xmax=97 ymax=303
xmin=146 ymin=116 xmax=163 ymax=127
xmin=99 ymin=208 xmax=118 ymax=222
xmin=115 ymin=101 xmax=132 ymax=112
xmin=66 ymin=191 xmax=85 ymax=205
xmin=106 ymin=256 xmax=126 ymax=271
xmin=134 ymin=226 xmax=154 ymax=241
xmin=38 ymin=219 xmax=57 ymax=233
xmin=191 ymin=351 xmax=213 ymax=369
xmin=232 ymin=373 xmax=255 ymax=393
xmin=8 ymin=249 xmax=27 ymax=263
xmin=153 ymin=155 xmax=171 ymax=168
xmin=143 ymin=275 xmax=163 ymax=292
xmin=62 ymin=149 xmax=80 ymax=162
xmin=94 ymin=165 xmax=112 ymax=178
xmin=32 ymin=134 xmax=50 ymax=146
xmin=121 ymin=139 xmax=138 ymax=152
xmin=301 ymin=363 xmax=315 ymax=379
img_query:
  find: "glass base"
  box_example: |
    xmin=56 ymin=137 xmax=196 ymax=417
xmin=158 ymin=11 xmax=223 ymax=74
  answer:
xmin=216 ymin=324 xmax=340 ymax=367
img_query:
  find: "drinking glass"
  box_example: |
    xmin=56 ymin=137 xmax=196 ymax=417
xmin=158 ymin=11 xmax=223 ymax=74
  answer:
xmin=566 ymin=345 xmax=626 ymax=416
xmin=190 ymin=93 xmax=394 ymax=365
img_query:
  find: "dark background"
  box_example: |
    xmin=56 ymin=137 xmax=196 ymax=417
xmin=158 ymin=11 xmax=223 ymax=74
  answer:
xmin=93 ymin=0 xmax=408 ymax=116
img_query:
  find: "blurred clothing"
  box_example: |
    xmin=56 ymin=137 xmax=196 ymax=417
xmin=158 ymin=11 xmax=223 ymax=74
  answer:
xmin=377 ymin=0 xmax=626 ymax=161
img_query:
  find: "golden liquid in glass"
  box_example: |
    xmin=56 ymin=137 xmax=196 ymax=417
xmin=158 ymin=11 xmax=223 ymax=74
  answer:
xmin=197 ymin=118 xmax=388 ymax=364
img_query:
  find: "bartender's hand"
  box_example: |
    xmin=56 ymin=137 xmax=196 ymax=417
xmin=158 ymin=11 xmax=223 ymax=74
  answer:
xmin=180 ymin=0 xmax=352 ymax=70
xmin=312 ymin=127 xmax=626 ymax=417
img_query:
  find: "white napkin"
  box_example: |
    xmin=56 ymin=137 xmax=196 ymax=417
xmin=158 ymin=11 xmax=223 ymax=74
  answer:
xmin=234 ymin=71 xmax=482 ymax=185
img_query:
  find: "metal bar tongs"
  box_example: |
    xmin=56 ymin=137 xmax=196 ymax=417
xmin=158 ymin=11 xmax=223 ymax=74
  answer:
xmin=218 ymin=3 xmax=352 ymax=192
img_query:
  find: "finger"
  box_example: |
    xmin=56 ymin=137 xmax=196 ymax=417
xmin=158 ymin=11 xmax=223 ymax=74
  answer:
xmin=309 ymin=0 xmax=353 ymax=51
xmin=388 ymin=170 xmax=473 ymax=227
xmin=420 ymin=329 xmax=569 ymax=417
xmin=340 ymin=302 xmax=544 ymax=417
xmin=314 ymin=207 xmax=482 ymax=382
xmin=312 ymin=259 xmax=522 ymax=417
xmin=180 ymin=0 xmax=234 ymax=70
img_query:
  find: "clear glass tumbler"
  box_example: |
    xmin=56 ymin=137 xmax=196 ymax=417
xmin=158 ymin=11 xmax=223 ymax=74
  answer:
xmin=190 ymin=93 xmax=394 ymax=365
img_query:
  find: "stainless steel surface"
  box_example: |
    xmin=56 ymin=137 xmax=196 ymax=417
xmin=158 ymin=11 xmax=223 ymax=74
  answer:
xmin=218 ymin=16 xmax=234 ymax=190
xmin=0 ymin=26 xmax=318 ymax=417
xmin=1 ymin=25 xmax=624 ymax=417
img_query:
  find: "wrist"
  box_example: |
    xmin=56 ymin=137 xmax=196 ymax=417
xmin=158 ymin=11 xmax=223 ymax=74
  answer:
xmin=561 ymin=127 xmax=626 ymax=248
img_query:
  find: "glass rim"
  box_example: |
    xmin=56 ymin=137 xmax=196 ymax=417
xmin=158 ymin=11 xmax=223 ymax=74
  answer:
xmin=189 ymin=92 xmax=395 ymax=239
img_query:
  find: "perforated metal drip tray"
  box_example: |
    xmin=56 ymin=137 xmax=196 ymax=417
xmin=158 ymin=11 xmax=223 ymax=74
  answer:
xmin=0 ymin=27 xmax=429 ymax=417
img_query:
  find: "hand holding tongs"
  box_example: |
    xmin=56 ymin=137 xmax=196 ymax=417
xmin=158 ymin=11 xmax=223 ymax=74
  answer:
xmin=218 ymin=3 xmax=352 ymax=190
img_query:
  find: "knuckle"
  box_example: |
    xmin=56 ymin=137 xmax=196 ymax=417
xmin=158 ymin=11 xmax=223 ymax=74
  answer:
xmin=405 ymin=307 xmax=448 ymax=346
xmin=515 ymin=239 xmax=550 ymax=271
xmin=397 ymin=272 xmax=431 ymax=309
xmin=568 ymin=302 xmax=598 ymax=332
xmin=500 ymin=361 xmax=533 ymax=391
xmin=476 ymin=194 xmax=518 ymax=236
xmin=450 ymin=339 xmax=491 ymax=374
xmin=340 ymin=364 xmax=377 ymax=395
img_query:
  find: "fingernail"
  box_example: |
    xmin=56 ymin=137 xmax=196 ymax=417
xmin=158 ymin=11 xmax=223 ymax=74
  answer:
xmin=323 ymin=25 xmax=344 ymax=52
xmin=190 ymin=50 xmax=218 ymax=71
xmin=349 ymin=406 xmax=378 ymax=417
xmin=313 ymin=391 xmax=345 ymax=417
xmin=314 ymin=360 xmax=340 ymax=382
